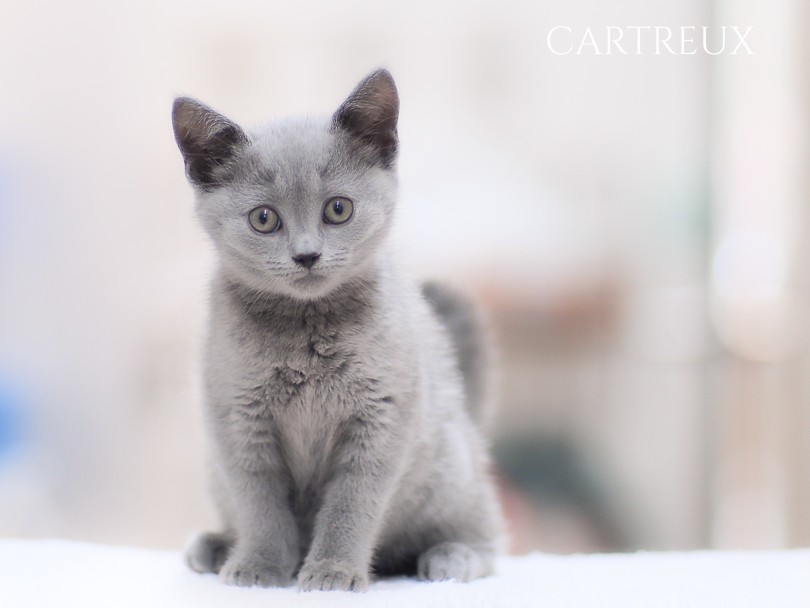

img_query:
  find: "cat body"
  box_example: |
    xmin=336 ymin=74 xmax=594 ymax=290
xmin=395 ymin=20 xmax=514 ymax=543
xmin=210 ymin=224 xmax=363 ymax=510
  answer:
xmin=173 ymin=70 xmax=500 ymax=591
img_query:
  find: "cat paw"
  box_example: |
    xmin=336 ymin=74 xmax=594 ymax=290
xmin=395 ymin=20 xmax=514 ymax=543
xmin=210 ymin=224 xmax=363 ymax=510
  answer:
xmin=297 ymin=559 xmax=369 ymax=592
xmin=219 ymin=553 xmax=293 ymax=588
xmin=185 ymin=531 xmax=233 ymax=574
xmin=417 ymin=542 xmax=492 ymax=582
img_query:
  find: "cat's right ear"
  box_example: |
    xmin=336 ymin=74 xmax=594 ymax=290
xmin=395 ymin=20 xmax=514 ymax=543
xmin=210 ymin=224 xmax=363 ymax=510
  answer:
xmin=172 ymin=97 xmax=250 ymax=190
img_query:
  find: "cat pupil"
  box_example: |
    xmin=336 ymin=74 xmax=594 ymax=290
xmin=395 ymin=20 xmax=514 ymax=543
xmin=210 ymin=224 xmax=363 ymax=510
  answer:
xmin=259 ymin=209 xmax=268 ymax=224
xmin=333 ymin=200 xmax=343 ymax=215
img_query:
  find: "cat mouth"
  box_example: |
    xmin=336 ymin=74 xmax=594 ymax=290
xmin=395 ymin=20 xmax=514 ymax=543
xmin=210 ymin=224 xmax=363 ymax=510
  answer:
xmin=292 ymin=272 xmax=327 ymax=286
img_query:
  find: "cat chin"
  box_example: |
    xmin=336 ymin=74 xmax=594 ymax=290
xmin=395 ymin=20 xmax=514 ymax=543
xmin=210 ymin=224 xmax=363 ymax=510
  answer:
xmin=285 ymin=274 xmax=337 ymax=300
xmin=222 ymin=261 xmax=341 ymax=301
xmin=242 ymin=275 xmax=345 ymax=302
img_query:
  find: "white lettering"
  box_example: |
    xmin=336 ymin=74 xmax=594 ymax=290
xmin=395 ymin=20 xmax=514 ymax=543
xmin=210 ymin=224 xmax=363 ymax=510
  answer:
xmin=702 ymin=25 xmax=726 ymax=55
xmin=546 ymin=26 xmax=752 ymax=56
xmin=606 ymin=26 xmax=627 ymax=55
xmin=576 ymin=27 xmax=601 ymax=55
xmin=730 ymin=26 xmax=754 ymax=54
xmin=655 ymin=26 xmax=675 ymax=55
xmin=626 ymin=26 xmax=651 ymax=55
xmin=547 ymin=25 xmax=573 ymax=56
xmin=680 ymin=26 xmax=697 ymax=54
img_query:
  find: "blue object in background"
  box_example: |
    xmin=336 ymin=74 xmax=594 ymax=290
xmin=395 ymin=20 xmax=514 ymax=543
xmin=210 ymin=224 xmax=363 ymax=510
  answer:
xmin=0 ymin=159 xmax=26 ymax=458
xmin=0 ymin=379 xmax=24 ymax=459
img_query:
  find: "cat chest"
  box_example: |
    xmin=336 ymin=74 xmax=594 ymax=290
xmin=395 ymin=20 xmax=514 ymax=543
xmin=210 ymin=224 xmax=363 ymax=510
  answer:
xmin=270 ymin=374 xmax=346 ymax=491
xmin=237 ymin=326 xmax=359 ymax=488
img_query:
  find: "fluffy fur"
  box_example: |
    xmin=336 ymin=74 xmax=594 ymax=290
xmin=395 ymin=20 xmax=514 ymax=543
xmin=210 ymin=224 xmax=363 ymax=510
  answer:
xmin=172 ymin=69 xmax=502 ymax=592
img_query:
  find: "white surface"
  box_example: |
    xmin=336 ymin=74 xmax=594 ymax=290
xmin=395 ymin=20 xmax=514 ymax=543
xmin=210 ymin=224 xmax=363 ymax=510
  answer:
xmin=2 ymin=539 xmax=809 ymax=607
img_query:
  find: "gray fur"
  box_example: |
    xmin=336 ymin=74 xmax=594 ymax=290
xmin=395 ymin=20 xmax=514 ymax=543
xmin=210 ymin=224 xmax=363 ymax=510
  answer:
xmin=173 ymin=69 xmax=502 ymax=592
xmin=421 ymin=281 xmax=494 ymax=429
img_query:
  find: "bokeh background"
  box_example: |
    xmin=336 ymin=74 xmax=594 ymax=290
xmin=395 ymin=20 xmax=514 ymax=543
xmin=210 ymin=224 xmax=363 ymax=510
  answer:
xmin=1 ymin=0 xmax=808 ymax=555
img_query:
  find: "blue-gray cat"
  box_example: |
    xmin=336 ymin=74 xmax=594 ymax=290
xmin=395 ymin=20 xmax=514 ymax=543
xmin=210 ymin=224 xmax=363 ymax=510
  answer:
xmin=172 ymin=69 xmax=502 ymax=592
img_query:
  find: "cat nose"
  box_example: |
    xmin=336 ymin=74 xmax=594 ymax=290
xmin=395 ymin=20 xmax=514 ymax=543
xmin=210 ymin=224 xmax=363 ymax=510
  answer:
xmin=292 ymin=252 xmax=321 ymax=269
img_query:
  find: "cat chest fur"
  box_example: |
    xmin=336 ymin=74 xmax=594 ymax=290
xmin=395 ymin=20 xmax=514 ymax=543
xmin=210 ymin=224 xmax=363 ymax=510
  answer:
xmin=233 ymin=304 xmax=367 ymax=494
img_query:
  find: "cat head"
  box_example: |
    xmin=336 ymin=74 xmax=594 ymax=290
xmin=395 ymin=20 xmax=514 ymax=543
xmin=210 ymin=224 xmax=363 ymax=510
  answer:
xmin=172 ymin=69 xmax=399 ymax=300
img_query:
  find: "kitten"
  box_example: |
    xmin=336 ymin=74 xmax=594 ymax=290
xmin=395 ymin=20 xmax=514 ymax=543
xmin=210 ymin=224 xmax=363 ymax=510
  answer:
xmin=172 ymin=69 xmax=502 ymax=592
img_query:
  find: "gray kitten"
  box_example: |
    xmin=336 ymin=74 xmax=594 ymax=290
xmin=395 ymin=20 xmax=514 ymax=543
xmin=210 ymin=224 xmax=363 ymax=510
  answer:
xmin=172 ymin=69 xmax=502 ymax=592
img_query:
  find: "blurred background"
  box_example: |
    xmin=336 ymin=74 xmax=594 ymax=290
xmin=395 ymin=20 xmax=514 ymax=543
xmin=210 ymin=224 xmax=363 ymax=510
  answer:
xmin=0 ymin=0 xmax=808 ymax=555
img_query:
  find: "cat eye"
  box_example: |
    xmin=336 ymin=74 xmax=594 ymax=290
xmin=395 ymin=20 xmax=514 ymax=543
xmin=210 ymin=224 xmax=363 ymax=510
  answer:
xmin=323 ymin=197 xmax=354 ymax=225
xmin=248 ymin=206 xmax=281 ymax=234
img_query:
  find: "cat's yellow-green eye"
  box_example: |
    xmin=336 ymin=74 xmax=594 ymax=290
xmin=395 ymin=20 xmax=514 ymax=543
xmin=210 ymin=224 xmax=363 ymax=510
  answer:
xmin=323 ymin=197 xmax=353 ymax=225
xmin=248 ymin=206 xmax=281 ymax=234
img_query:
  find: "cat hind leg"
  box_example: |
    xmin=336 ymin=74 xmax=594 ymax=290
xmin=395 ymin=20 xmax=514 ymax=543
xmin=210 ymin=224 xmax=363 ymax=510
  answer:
xmin=417 ymin=541 xmax=494 ymax=582
xmin=185 ymin=531 xmax=234 ymax=574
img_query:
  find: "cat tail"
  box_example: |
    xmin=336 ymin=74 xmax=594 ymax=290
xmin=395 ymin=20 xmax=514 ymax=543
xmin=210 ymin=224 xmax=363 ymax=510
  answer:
xmin=421 ymin=281 xmax=494 ymax=429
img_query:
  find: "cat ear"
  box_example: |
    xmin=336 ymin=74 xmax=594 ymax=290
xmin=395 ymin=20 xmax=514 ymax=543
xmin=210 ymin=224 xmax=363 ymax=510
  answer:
xmin=332 ymin=69 xmax=399 ymax=168
xmin=172 ymin=97 xmax=250 ymax=190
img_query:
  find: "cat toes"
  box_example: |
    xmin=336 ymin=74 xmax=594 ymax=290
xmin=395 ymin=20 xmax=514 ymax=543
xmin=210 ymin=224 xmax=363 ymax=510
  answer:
xmin=297 ymin=559 xmax=369 ymax=592
xmin=219 ymin=553 xmax=293 ymax=588
xmin=417 ymin=542 xmax=493 ymax=582
xmin=185 ymin=531 xmax=234 ymax=574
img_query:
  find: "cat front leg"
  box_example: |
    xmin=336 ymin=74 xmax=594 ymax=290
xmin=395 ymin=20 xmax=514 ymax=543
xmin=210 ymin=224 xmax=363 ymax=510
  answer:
xmin=217 ymin=466 xmax=300 ymax=588
xmin=297 ymin=411 xmax=406 ymax=592
xmin=297 ymin=471 xmax=392 ymax=592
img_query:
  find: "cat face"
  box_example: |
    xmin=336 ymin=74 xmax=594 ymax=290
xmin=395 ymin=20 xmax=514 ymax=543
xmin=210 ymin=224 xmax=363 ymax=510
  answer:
xmin=172 ymin=70 xmax=399 ymax=300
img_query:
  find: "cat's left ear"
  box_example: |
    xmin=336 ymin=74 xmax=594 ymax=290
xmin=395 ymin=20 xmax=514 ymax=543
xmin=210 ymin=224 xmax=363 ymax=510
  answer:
xmin=332 ymin=69 xmax=399 ymax=168
xmin=172 ymin=97 xmax=250 ymax=190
